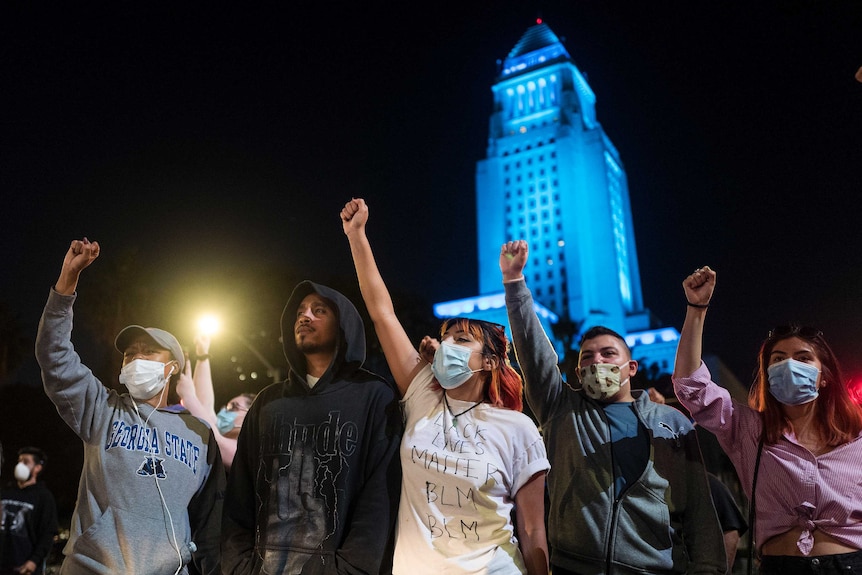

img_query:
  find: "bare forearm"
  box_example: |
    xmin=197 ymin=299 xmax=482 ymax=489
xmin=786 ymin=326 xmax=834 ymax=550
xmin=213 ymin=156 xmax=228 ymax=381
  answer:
xmin=674 ymin=306 xmax=707 ymax=378
xmin=54 ymin=269 xmax=80 ymax=295
xmin=520 ymin=532 xmax=549 ymax=575
xmin=193 ymin=359 xmax=215 ymax=412
xmin=347 ymin=229 xmax=396 ymax=321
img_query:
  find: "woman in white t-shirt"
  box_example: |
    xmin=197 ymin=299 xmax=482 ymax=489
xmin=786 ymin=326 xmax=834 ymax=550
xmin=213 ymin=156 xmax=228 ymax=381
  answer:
xmin=342 ymin=198 xmax=550 ymax=575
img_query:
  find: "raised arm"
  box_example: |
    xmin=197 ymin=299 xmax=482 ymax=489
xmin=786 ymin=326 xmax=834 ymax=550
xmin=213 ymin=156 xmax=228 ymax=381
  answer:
xmin=341 ymin=198 xmax=422 ymax=396
xmin=673 ymin=266 xmax=715 ymax=378
xmin=37 ymin=238 xmax=109 ymax=441
xmin=192 ymin=333 xmax=215 ymax=413
xmin=176 ymin=360 xmax=239 ymax=470
xmin=501 ymin=240 xmax=566 ymax=423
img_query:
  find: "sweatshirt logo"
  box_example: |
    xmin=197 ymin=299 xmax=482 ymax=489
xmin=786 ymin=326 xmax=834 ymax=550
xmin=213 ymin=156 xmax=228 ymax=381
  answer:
xmin=136 ymin=456 xmax=167 ymax=479
xmin=658 ymin=421 xmax=683 ymax=447
xmin=106 ymin=418 xmax=202 ymax=474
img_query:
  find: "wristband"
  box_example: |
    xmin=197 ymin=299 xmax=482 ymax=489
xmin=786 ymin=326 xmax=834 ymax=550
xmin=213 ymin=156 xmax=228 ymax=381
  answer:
xmin=686 ymin=302 xmax=709 ymax=309
xmin=196 ymin=354 xmax=211 ymax=361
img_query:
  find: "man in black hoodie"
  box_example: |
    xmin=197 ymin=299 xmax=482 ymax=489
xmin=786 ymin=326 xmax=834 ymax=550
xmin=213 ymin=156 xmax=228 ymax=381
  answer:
xmin=0 ymin=447 xmax=58 ymax=575
xmin=222 ymin=281 xmax=402 ymax=575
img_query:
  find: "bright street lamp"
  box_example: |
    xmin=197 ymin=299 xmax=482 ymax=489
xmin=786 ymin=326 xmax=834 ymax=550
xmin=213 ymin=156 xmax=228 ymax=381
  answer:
xmin=196 ymin=314 xmax=281 ymax=383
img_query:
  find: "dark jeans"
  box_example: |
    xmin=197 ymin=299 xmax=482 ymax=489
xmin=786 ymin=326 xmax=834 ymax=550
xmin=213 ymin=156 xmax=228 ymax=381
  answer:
xmin=760 ymin=550 xmax=862 ymax=574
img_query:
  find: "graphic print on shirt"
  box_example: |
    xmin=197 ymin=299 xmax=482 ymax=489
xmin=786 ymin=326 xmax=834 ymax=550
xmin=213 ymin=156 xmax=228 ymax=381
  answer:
xmin=412 ymin=409 xmax=503 ymax=542
xmin=136 ymin=456 xmax=167 ymax=479
xmin=105 ymin=418 xmax=203 ymax=475
xmin=1 ymin=498 xmax=34 ymax=535
xmin=261 ymin=410 xmax=357 ymax=574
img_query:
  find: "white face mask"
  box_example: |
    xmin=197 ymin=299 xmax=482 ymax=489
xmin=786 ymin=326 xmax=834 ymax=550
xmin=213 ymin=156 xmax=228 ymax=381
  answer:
xmin=119 ymin=359 xmax=173 ymax=400
xmin=14 ymin=462 xmax=32 ymax=482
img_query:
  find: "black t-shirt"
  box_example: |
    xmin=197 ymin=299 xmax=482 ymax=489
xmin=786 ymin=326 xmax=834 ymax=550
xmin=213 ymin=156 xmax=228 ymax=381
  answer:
xmin=708 ymin=473 xmax=748 ymax=536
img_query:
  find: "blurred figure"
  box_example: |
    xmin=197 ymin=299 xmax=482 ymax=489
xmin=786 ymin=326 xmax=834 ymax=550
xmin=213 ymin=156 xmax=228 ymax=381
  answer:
xmin=176 ymin=333 xmax=256 ymax=471
xmin=221 ymin=278 xmax=402 ymax=575
xmin=0 ymin=447 xmax=58 ymax=575
xmin=342 ymin=198 xmax=550 ymax=575
xmin=501 ymin=240 xmax=725 ymax=575
xmin=673 ymin=266 xmax=862 ymax=574
xmin=35 ymin=238 xmax=224 ymax=575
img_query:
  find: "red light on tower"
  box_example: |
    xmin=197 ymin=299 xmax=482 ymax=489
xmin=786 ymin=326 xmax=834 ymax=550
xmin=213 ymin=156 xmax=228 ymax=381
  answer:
xmin=536 ymin=18 xmax=543 ymax=24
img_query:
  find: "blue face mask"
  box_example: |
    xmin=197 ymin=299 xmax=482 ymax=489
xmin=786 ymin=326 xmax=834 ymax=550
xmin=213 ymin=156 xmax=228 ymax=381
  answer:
xmin=767 ymin=358 xmax=820 ymax=405
xmin=431 ymin=341 xmax=482 ymax=390
xmin=216 ymin=408 xmax=239 ymax=434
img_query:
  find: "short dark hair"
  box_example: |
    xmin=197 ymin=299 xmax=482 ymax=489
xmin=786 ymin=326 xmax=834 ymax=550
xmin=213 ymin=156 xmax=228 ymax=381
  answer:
xmin=18 ymin=446 xmax=46 ymax=466
xmin=579 ymin=326 xmax=631 ymax=355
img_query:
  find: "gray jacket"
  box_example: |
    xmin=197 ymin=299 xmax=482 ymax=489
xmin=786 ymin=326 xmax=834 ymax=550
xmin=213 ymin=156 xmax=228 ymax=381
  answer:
xmin=505 ymin=279 xmax=725 ymax=575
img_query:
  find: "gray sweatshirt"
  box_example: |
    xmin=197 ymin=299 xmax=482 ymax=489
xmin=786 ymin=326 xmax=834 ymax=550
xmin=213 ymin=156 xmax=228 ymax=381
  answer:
xmin=505 ymin=279 xmax=725 ymax=575
xmin=35 ymin=289 xmax=224 ymax=575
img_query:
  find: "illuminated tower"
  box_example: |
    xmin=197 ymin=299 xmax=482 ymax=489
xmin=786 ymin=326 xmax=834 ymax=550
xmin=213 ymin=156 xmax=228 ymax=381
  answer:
xmin=435 ymin=20 xmax=679 ymax=372
xmin=477 ymin=21 xmax=650 ymax=333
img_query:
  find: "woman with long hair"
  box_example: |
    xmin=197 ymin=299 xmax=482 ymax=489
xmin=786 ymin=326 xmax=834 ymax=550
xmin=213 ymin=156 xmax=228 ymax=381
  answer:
xmin=673 ymin=266 xmax=862 ymax=574
xmin=341 ymin=198 xmax=549 ymax=575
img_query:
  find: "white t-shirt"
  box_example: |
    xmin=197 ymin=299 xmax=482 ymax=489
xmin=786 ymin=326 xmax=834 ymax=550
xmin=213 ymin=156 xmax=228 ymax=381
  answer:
xmin=393 ymin=365 xmax=550 ymax=575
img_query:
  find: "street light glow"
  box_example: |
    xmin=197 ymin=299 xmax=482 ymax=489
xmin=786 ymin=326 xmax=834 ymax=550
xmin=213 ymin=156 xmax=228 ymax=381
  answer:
xmin=198 ymin=314 xmax=221 ymax=336
xmin=195 ymin=313 xmax=282 ymax=383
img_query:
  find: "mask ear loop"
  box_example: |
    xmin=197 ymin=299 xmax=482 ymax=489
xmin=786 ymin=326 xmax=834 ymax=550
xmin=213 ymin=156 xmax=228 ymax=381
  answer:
xmin=130 ymin=363 xmax=186 ymax=575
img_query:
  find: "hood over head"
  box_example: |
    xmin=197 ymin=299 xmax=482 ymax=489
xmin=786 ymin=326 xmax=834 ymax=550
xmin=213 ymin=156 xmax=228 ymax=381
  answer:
xmin=280 ymin=280 xmax=366 ymax=384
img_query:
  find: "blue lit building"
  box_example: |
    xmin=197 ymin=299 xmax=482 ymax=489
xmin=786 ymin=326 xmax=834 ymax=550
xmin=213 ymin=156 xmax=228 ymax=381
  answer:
xmin=434 ymin=20 xmax=679 ymax=375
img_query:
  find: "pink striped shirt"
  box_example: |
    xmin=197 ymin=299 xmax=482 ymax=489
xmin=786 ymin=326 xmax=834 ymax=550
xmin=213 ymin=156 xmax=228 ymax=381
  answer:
xmin=673 ymin=362 xmax=862 ymax=555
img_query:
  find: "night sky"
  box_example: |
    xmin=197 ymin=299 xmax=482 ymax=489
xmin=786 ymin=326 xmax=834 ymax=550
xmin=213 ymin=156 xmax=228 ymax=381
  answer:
xmin=1 ymin=1 xmax=861 ymax=508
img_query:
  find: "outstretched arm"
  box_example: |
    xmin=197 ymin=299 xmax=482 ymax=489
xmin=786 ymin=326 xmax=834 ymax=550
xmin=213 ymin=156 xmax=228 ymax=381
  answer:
xmin=192 ymin=333 xmax=215 ymax=413
xmin=55 ymin=238 xmax=101 ymax=295
xmin=673 ymin=266 xmax=715 ymax=378
xmin=501 ymin=240 xmax=565 ymax=423
xmin=341 ymin=198 xmax=423 ymax=396
xmin=176 ymin=359 xmax=238 ymax=470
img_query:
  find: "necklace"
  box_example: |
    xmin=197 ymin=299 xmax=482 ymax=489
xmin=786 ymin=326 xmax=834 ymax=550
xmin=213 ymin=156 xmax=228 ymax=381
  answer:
xmin=443 ymin=392 xmax=482 ymax=426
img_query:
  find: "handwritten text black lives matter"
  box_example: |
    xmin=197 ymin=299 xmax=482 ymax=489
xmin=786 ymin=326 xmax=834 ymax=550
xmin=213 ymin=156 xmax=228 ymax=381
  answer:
xmin=410 ymin=410 xmax=506 ymax=540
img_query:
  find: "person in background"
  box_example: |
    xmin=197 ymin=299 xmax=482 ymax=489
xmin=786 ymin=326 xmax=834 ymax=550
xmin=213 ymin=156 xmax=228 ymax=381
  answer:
xmin=176 ymin=333 xmax=256 ymax=471
xmin=644 ymin=391 xmax=749 ymax=573
xmin=0 ymin=447 xmax=58 ymax=575
xmin=705 ymin=473 xmax=748 ymax=573
xmin=221 ymin=277 xmax=402 ymax=575
xmin=501 ymin=240 xmax=725 ymax=575
xmin=342 ymin=198 xmax=550 ymax=575
xmin=35 ymin=238 xmax=224 ymax=575
xmin=673 ymin=266 xmax=862 ymax=574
